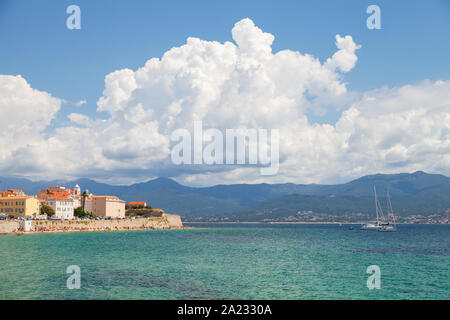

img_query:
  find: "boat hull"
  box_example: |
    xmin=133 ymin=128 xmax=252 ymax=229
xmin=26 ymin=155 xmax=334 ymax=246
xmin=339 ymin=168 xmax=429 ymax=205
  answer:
xmin=361 ymin=223 xmax=379 ymax=230
xmin=378 ymin=226 xmax=396 ymax=232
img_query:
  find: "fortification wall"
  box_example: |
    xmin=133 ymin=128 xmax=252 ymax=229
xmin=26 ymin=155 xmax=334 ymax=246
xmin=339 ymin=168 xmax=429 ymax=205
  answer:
xmin=0 ymin=214 xmax=183 ymax=234
xmin=0 ymin=221 xmax=20 ymax=234
xmin=162 ymin=213 xmax=183 ymax=228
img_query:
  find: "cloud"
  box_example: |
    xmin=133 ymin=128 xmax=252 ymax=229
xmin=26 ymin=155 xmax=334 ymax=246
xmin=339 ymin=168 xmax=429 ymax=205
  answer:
xmin=75 ymin=99 xmax=87 ymax=106
xmin=325 ymin=35 xmax=362 ymax=72
xmin=68 ymin=113 xmax=90 ymax=125
xmin=0 ymin=19 xmax=448 ymax=185
xmin=231 ymin=18 xmax=274 ymax=58
xmin=96 ymin=18 xmax=356 ymax=134
xmin=0 ymin=75 xmax=61 ymax=134
xmin=0 ymin=75 xmax=62 ymax=176
xmin=333 ymin=81 xmax=450 ymax=177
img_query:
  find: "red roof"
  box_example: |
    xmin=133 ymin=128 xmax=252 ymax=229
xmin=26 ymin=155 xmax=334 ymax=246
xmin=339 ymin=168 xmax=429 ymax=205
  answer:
xmin=45 ymin=194 xmax=73 ymax=200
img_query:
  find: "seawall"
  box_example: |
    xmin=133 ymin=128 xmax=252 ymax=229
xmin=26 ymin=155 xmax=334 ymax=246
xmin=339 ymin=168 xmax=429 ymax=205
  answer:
xmin=0 ymin=213 xmax=183 ymax=234
xmin=0 ymin=221 xmax=20 ymax=234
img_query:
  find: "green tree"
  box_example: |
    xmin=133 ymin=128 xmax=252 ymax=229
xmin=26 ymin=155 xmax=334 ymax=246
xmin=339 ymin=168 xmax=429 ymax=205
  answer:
xmin=74 ymin=206 xmax=94 ymax=218
xmin=74 ymin=207 xmax=85 ymax=218
xmin=41 ymin=205 xmax=55 ymax=217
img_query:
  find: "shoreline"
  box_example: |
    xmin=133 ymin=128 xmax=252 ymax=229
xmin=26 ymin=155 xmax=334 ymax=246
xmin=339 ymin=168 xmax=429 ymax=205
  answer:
xmin=184 ymin=221 xmax=448 ymax=225
xmin=2 ymin=220 xmax=447 ymax=236
xmin=10 ymin=226 xmax=192 ymax=236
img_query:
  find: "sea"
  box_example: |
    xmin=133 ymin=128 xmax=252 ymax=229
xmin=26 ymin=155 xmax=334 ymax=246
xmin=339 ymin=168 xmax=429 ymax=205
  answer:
xmin=0 ymin=223 xmax=448 ymax=299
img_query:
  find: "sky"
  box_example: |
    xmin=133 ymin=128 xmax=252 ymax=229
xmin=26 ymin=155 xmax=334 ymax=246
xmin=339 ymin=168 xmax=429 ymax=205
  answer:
xmin=0 ymin=0 xmax=449 ymax=186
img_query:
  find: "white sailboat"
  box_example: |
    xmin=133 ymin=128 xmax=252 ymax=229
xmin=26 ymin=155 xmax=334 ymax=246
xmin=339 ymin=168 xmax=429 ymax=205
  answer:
xmin=361 ymin=186 xmax=397 ymax=232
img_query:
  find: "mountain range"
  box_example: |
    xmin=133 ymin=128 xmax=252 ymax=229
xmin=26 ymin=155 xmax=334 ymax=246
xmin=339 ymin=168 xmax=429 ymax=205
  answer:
xmin=0 ymin=171 xmax=449 ymax=220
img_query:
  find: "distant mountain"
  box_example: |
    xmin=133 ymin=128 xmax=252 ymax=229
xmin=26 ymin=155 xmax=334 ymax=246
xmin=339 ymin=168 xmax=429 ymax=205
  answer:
xmin=310 ymin=171 xmax=450 ymax=198
xmin=0 ymin=171 xmax=448 ymax=218
xmin=235 ymin=193 xmax=450 ymax=220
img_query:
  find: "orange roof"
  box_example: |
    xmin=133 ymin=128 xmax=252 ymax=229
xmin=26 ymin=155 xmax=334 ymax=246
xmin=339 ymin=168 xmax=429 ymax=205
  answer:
xmin=42 ymin=192 xmax=72 ymax=198
xmin=129 ymin=201 xmax=146 ymax=205
xmin=46 ymin=195 xmax=73 ymax=200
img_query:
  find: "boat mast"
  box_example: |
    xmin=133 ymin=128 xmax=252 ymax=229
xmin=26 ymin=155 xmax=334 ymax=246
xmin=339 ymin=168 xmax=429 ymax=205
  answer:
xmin=386 ymin=188 xmax=396 ymax=225
xmin=374 ymin=186 xmax=380 ymax=226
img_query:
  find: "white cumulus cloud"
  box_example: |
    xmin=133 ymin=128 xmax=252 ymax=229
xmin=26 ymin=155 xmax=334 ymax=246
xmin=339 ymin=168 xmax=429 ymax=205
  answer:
xmin=0 ymin=19 xmax=448 ymax=185
xmin=0 ymin=75 xmax=62 ymax=177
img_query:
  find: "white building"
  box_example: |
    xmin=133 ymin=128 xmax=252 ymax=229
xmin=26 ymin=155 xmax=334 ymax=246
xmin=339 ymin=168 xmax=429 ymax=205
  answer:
xmin=70 ymin=195 xmax=82 ymax=208
xmin=45 ymin=196 xmax=75 ymax=220
xmin=74 ymin=184 xmax=81 ymax=195
xmin=20 ymin=220 xmax=33 ymax=231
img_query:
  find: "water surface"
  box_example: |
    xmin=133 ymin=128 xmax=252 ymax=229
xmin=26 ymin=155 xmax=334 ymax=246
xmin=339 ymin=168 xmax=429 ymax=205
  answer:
xmin=0 ymin=223 xmax=448 ymax=299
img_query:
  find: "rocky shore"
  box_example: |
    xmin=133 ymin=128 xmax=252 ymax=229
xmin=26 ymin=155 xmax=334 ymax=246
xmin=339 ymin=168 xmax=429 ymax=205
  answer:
xmin=0 ymin=214 xmax=184 ymax=234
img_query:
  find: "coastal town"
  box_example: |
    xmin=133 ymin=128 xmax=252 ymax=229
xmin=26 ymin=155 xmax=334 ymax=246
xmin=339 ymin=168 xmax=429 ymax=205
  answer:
xmin=1 ymin=184 xmax=127 ymax=220
xmin=0 ymin=185 xmax=183 ymax=233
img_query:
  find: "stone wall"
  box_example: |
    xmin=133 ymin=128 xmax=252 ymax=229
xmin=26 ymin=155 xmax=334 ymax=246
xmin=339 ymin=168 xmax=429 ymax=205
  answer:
xmin=0 ymin=221 xmax=20 ymax=234
xmin=162 ymin=213 xmax=183 ymax=228
xmin=0 ymin=214 xmax=183 ymax=234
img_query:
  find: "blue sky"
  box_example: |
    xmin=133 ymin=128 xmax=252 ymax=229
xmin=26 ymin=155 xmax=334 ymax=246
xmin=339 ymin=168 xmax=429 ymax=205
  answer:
xmin=0 ymin=0 xmax=449 ymax=185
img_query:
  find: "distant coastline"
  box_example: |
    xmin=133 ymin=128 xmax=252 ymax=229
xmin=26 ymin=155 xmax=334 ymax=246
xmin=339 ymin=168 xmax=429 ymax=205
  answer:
xmin=184 ymin=221 xmax=449 ymax=225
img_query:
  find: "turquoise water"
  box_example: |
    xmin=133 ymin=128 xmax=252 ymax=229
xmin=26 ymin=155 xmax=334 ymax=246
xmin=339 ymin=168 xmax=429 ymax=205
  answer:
xmin=0 ymin=223 xmax=448 ymax=299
